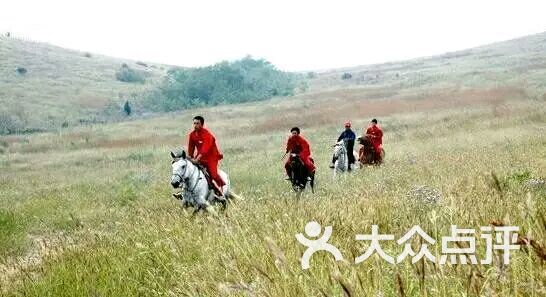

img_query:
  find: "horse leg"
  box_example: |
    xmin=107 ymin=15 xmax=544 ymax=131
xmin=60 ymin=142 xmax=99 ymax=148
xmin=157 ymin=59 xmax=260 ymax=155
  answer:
xmin=219 ymin=199 xmax=228 ymax=211
xmin=227 ymin=190 xmax=243 ymax=201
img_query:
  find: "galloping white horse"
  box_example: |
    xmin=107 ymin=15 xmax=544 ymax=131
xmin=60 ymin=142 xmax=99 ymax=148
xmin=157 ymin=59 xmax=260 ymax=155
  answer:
xmin=170 ymin=150 xmax=238 ymax=212
xmin=332 ymin=140 xmax=358 ymax=178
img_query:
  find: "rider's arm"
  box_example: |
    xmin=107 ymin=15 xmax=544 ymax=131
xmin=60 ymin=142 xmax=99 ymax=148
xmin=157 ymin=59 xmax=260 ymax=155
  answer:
xmin=187 ymin=133 xmax=196 ymax=158
xmin=285 ymin=137 xmax=292 ymax=153
xmin=337 ymin=131 xmax=344 ymax=142
xmin=365 ymin=127 xmax=372 ymax=138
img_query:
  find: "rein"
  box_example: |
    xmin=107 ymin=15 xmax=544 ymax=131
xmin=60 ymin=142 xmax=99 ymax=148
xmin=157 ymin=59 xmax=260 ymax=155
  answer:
xmin=186 ymin=164 xmax=202 ymax=192
xmin=174 ymin=160 xmax=202 ymax=192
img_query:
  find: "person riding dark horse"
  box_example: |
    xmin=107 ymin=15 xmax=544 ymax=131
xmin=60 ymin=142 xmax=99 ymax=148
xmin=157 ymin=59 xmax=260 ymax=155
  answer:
xmin=284 ymin=127 xmax=315 ymax=191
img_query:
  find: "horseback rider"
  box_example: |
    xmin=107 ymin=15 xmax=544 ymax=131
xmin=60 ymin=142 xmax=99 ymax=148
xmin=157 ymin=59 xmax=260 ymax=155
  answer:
xmin=365 ymin=118 xmax=383 ymax=163
xmin=330 ymin=121 xmax=356 ymax=170
xmin=284 ymin=127 xmax=316 ymax=179
xmin=187 ymin=116 xmax=225 ymax=199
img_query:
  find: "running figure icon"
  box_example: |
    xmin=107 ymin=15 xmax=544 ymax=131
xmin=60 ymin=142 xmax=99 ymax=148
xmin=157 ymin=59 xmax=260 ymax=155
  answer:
xmin=295 ymin=221 xmax=344 ymax=269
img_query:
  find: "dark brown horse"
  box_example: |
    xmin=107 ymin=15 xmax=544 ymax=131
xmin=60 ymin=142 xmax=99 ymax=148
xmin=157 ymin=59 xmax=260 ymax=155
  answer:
xmin=357 ymin=135 xmax=385 ymax=167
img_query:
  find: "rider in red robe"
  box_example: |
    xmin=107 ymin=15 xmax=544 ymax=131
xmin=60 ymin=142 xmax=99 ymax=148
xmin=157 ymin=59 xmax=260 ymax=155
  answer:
xmin=187 ymin=116 xmax=225 ymax=197
xmin=365 ymin=118 xmax=383 ymax=161
xmin=285 ymin=127 xmax=316 ymax=176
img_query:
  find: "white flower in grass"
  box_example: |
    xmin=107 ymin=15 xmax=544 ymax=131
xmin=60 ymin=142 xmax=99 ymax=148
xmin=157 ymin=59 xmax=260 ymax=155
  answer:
xmin=526 ymin=178 xmax=545 ymax=188
xmin=407 ymin=185 xmax=442 ymax=204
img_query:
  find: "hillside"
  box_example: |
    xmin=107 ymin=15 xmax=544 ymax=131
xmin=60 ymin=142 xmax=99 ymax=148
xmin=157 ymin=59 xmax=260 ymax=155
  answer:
xmin=307 ymin=31 xmax=546 ymax=96
xmin=1 ymin=32 xmax=546 ymax=134
xmin=0 ymin=35 xmax=167 ymax=132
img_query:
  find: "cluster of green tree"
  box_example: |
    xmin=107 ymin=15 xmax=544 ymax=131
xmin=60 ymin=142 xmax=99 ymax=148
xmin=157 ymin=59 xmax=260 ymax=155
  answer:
xmin=144 ymin=57 xmax=296 ymax=111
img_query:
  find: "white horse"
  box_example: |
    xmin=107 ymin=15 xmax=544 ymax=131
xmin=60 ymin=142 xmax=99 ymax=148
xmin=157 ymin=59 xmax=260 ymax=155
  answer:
xmin=170 ymin=150 xmax=238 ymax=213
xmin=332 ymin=140 xmax=358 ymax=178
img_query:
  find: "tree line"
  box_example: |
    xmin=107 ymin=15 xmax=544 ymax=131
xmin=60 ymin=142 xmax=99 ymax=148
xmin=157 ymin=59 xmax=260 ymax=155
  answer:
xmin=143 ymin=56 xmax=296 ymax=111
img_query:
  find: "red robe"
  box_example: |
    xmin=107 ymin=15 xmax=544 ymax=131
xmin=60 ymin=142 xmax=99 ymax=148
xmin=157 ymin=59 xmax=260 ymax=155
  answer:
xmin=285 ymin=134 xmax=315 ymax=173
xmin=365 ymin=125 xmax=383 ymax=154
xmin=187 ymin=127 xmax=225 ymax=187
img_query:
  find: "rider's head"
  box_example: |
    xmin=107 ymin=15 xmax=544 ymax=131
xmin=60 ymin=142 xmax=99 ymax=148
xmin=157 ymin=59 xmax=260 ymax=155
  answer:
xmin=290 ymin=127 xmax=300 ymax=136
xmin=371 ymin=119 xmax=378 ymax=126
xmin=193 ymin=116 xmax=204 ymax=130
xmin=344 ymin=121 xmax=351 ymax=130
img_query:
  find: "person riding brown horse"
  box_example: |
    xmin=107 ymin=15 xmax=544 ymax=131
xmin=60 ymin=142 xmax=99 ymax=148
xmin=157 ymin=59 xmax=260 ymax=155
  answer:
xmin=358 ymin=119 xmax=384 ymax=166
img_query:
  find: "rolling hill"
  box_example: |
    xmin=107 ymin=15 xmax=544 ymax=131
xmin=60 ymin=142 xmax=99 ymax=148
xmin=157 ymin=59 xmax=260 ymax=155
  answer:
xmin=308 ymin=31 xmax=546 ymax=94
xmin=1 ymin=31 xmax=545 ymax=134
xmin=0 ymin=34 xmax=168 ymax=132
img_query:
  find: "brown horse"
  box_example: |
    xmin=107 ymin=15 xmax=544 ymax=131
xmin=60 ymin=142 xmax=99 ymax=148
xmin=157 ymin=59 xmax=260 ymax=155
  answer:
xmin=357 ymin=135 xmax=385 ymax=167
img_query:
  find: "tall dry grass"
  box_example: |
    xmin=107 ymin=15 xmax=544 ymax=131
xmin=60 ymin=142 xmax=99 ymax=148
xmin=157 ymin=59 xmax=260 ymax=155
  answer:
xmin=0 ymin=89 xmax=545 ymax=296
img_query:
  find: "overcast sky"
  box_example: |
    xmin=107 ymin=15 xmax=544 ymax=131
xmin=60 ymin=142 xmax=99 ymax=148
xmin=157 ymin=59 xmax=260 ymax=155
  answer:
xmin=1 ymin=0 xmax=545 ymax=71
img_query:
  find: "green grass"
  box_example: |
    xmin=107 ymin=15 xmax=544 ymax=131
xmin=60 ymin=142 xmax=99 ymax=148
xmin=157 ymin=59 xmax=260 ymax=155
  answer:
xmin=0 ymin=209 xmax=28 ymax=257
xmin=1 ymin=91 xmax=545 ymax=296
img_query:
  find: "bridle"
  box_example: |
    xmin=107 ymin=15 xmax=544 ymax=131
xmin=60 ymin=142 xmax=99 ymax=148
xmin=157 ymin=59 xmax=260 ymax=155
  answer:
xmin=334 ymin=142 xmax=346 ymax=158
xmin=173 ymin=160 xmax=202 ymax=192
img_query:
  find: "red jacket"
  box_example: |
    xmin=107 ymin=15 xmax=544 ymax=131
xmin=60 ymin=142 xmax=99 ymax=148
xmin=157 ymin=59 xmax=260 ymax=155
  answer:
xmin=188 ymin=127 xmax=223 ymax=162
xmin=286 ymin=134 xmax=312 ymax=158
xmin=366 ymin=125 xmax=383 ymax=151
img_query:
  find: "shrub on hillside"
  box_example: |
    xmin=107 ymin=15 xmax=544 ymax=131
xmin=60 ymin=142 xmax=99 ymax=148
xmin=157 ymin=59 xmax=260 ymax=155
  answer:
xmin=83 ymin=52 xmax=92 ymax=58
xmin=136 ymin=61 xmax=148 ymax=67
xmin=115 ymin=64 xmax=145 ymax=83
xmin=144 ymin=56 xmax=296 ymax=111
xmin=123 ymin=100 xmax=132 ymax=116
xmin=16 ymin=67 xmax=27 ymax=75
xmin=341 ymin=72 xmax=352 ymax=80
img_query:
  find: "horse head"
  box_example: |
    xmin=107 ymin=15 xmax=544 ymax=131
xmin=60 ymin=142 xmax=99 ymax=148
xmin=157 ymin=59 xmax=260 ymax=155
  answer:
xmin=358 ymin=135 xmax=373 ymax=148
xmin=333 ymin=140 xmax=346 ymax=158
xmin=170 ymin=150 xmax=191 ymax=188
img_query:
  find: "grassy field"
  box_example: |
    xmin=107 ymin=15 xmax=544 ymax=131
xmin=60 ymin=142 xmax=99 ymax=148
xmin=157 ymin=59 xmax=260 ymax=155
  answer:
xmin=1 ymin=31 xmax=546 ymax=296
xmin=1 ymin=83 xmax=545 ymax=296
